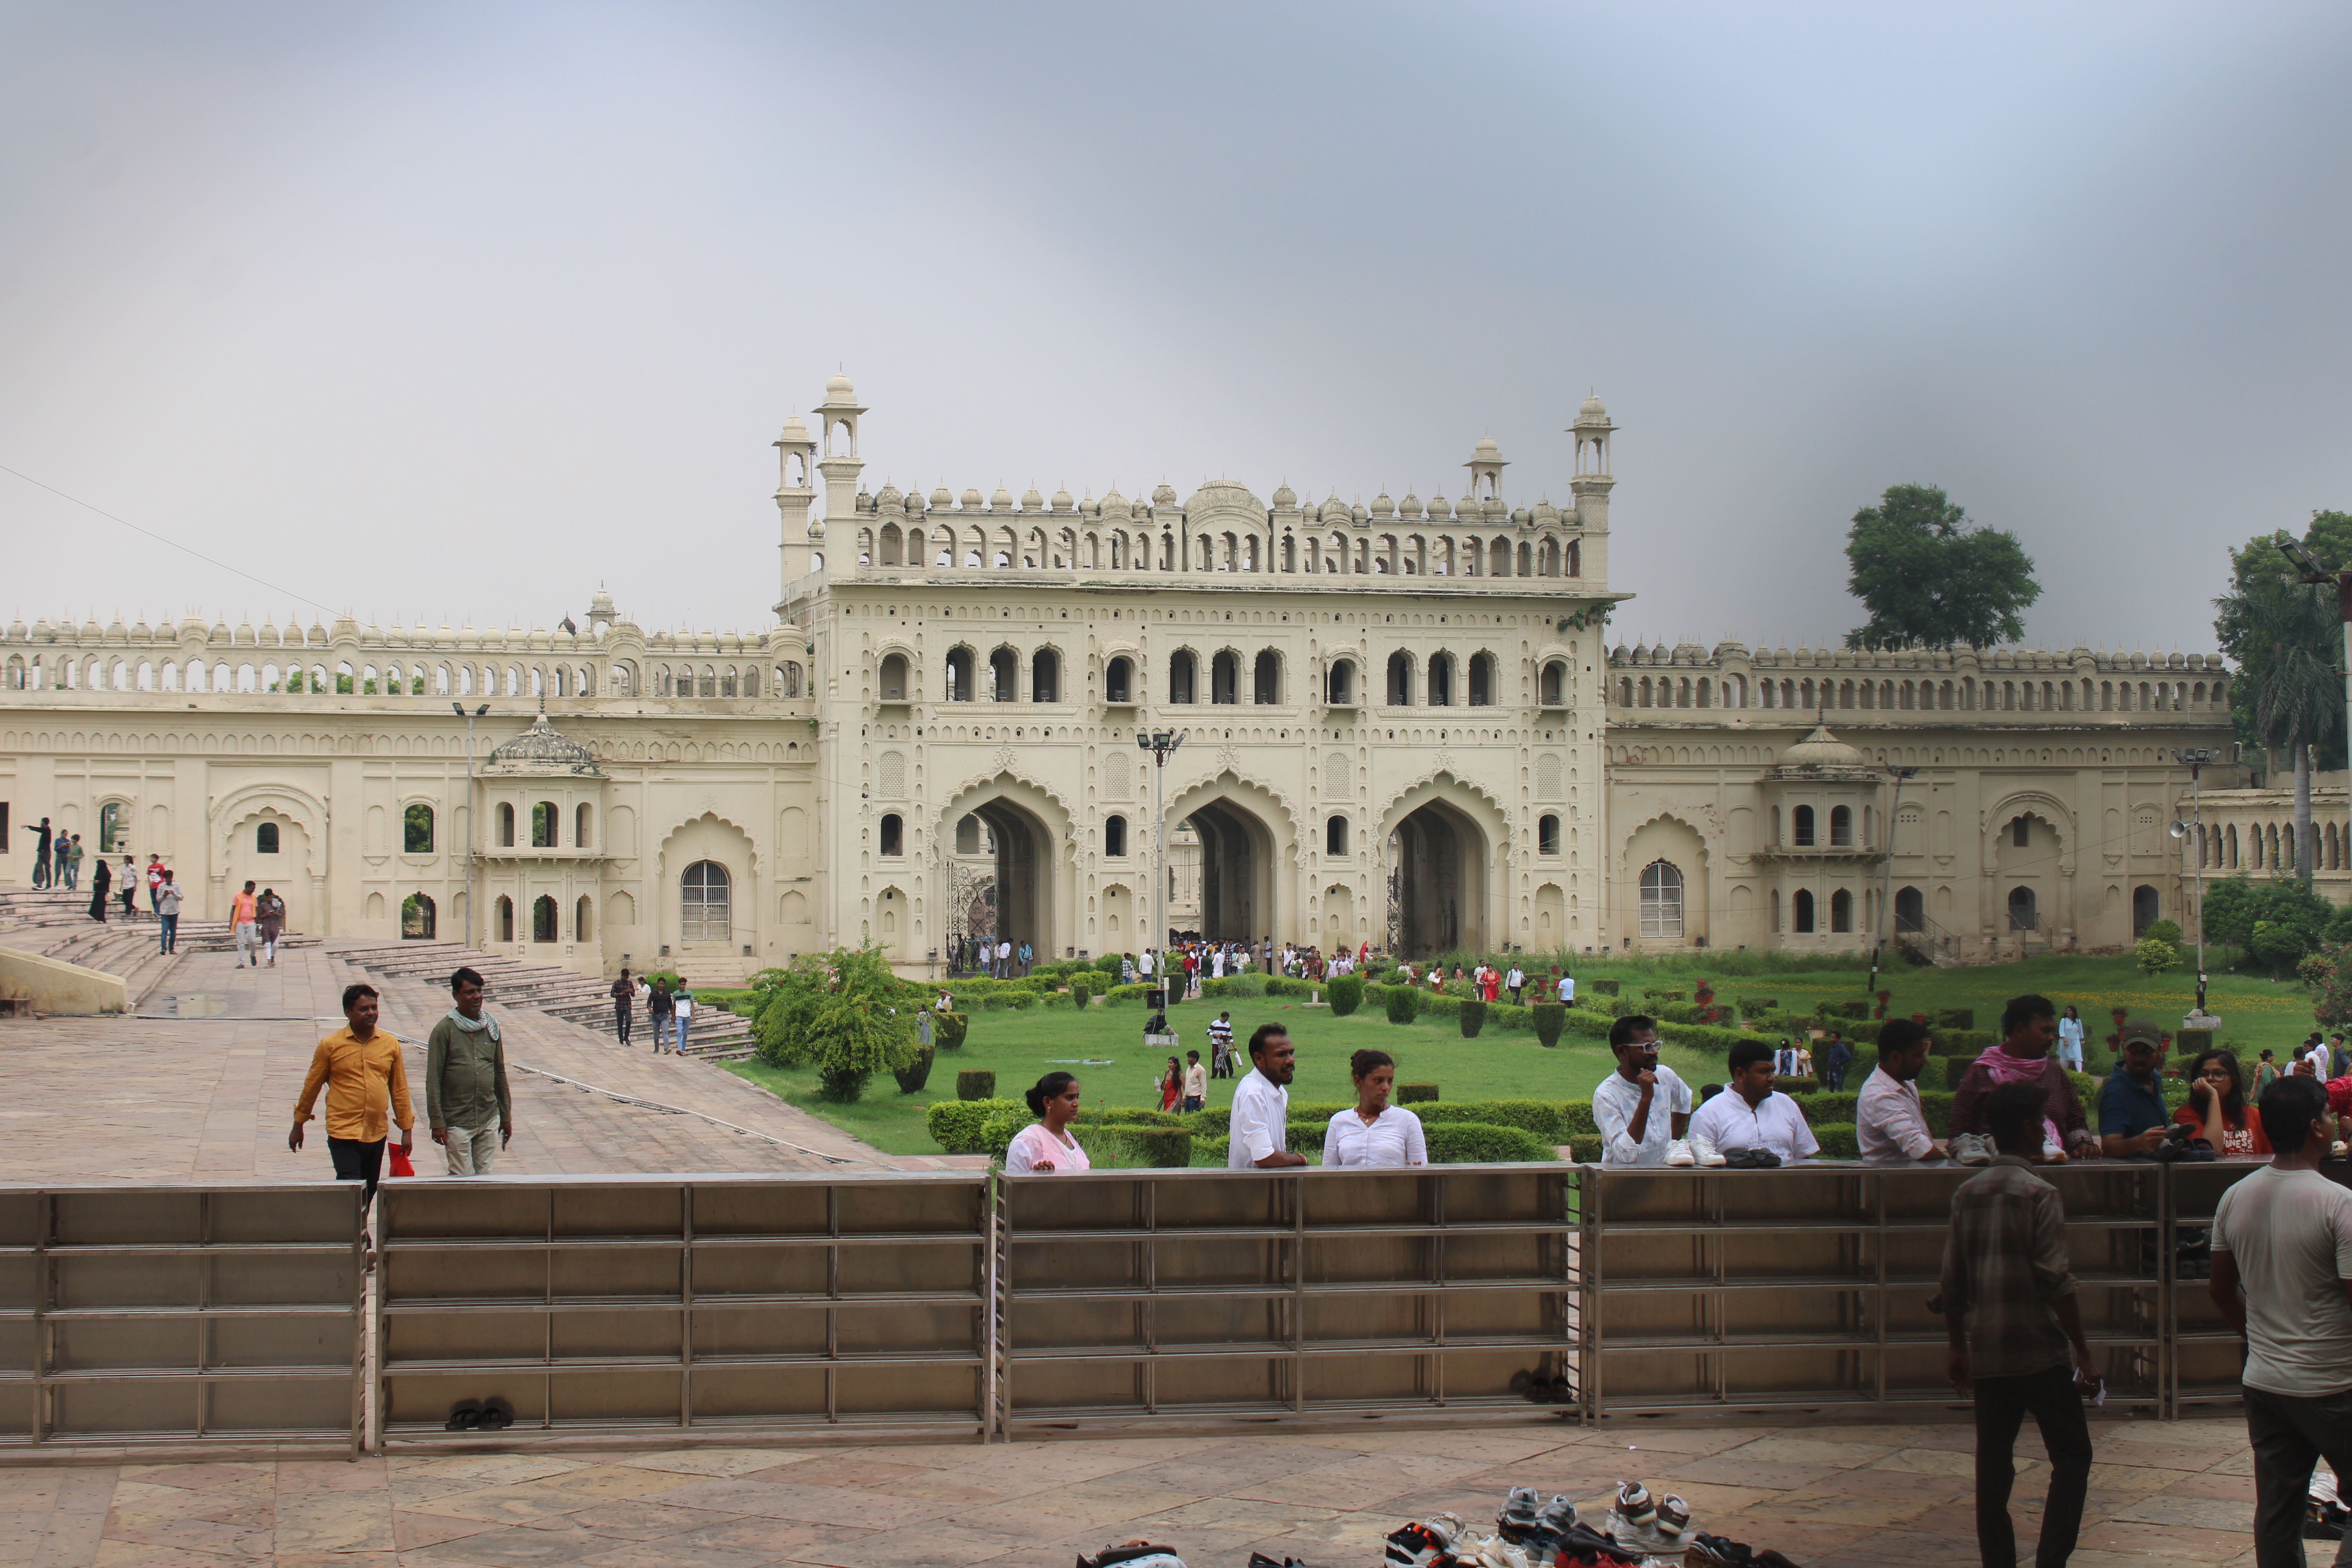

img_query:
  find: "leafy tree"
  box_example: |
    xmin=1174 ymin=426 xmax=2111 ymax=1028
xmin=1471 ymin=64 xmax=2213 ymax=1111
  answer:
xmin=2201 ymin=874 xmax=2331 ymax=954
xmin=2252 ymin=920 xmax=2314 ymax=977
xmin=2214 ymin=512 xmax=2352 ymax=880
xmin=1842 ymin=485 xmax=2041 ymax=650
xmin=2299 ymin=947 xmax=2352 ymax=1033
xmin=2133 ymin=937 xmax=2179 ymax=977
xmin=2141 ymin=918 xmax=2183 ymax=948
xmin=752 ymin=946 xmax=919 ymax=1100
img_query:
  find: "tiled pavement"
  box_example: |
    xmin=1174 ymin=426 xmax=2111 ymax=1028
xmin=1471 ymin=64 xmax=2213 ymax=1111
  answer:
xmin=0 ymin=1418 xmax=2266 ymax=1568
xmin=0 ymin=946 xmax=2278 ymax=1564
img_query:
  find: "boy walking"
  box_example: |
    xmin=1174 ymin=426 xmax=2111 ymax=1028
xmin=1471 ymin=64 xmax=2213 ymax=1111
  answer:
xmin=1208 ymin=1012 xmax=1235 ymax=1079
xmin=1941 ymin=1079 xmax=2098 ymax=1568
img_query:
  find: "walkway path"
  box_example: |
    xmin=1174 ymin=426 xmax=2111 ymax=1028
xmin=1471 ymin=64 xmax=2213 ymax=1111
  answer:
xmin=0 ymin=946 xmax=890 ymax=1183
xmin=0 ymin=1415 xmax=2261 ymax=1568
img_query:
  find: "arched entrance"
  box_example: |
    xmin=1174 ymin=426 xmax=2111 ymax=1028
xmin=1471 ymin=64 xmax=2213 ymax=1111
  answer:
xmin=1390 ymin=798 xmax=1489 ymax=955
xmin=1162 ymin=775 xmax=1295 ymax=949
xmin=1189 ymin=798 xmax=1278 ymax=943
xmin=2132 ymin=884 xmax=2160 ymax=936
xmin=940 ymin=778 xmax=1069 ymax=962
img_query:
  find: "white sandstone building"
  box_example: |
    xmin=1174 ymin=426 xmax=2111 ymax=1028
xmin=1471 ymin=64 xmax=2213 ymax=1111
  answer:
xmin=0 ymin=375 xmax=2253 ymax=978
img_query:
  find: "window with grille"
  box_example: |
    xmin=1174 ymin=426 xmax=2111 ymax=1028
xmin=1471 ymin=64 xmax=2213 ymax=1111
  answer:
xmin=681 ymin=860 xmax=732 ymax=941
xmin=1639 ymin=860 xmax=1684 ymax=939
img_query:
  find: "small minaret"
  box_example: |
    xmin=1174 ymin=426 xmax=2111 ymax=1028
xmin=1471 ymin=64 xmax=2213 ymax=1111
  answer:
xmin=813 ymin=372 xmax=866 ymax=541
xmin=1570 ymin=394 xmax=1614 ymax=583
xmin=773 ymin=412 xmax=818 ymax=597
xmin=1464 ymin=436 xmax=1508 ymax=508
xmin=587 ymin=584 xmax=617 ymax=633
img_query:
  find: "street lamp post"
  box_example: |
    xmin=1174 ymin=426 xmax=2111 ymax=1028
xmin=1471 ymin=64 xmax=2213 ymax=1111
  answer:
xmin=1866 ymin=765 xmax=1919 ymax=1002
xmin=1136 ymin=730 xmax=1185 ymax=965
xmin=2170 ymin=745 xmax=2228 ymax=1025
xmin=454 ymin=702 xmax=490 ymax=943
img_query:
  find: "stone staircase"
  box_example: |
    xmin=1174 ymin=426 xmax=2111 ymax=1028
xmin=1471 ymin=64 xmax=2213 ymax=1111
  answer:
xmin=0 ymin=886 xmax=317 ymax=1009
xmin=332 ymin=941 xmax=758 ymax=1060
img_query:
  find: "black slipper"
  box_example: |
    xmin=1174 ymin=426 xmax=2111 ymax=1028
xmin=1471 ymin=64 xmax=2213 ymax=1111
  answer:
xmin=444 ymin=1399 xmax=482 ymax=1431
xmin=477 ymin=1396 xmax=515 ymax=1430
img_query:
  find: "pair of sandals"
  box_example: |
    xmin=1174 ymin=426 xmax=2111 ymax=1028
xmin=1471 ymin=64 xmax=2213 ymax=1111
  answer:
xmin=1719 ymin=1146 xmax=1782 ymax=1169
xmin=445 ymin=1396 xmax=516 ymax=1431
xmin=1508 ymin=1367 xmax=1573 ymax=1404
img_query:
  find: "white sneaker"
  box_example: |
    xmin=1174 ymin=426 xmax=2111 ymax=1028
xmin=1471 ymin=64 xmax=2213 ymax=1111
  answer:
xmin=1689 ymin=1133 xmax=1728 ymax=1167
xmin=1665 ymin=1139 xmax=1695 ymax=1168
xmin=1955 ymin=1132 xmax=1993 ymax=1167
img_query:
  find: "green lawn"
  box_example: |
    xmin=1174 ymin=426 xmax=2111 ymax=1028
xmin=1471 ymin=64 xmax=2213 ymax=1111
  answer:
xmin=726 ymin=999 xmax=1648 ymax=1156
xmin=726 ymin=951 xmax=2324 ymax=1156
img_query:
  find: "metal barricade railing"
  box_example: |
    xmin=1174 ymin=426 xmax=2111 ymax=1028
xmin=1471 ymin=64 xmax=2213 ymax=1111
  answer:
xmin=996 ymin=1165 xmax=1578 ymax=1434
xmin=1575 ymin=1160 xmax=2174 ymax=1421
xmin=374 ymin=1173 xmax=991 ymax=1443
xmin=0 ymin=1183 xmax=364 ymax=1453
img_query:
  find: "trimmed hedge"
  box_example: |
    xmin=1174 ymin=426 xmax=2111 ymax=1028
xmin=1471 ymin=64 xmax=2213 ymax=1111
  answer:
xmin=1459 ymin=999 xmax=1488 ymax=1038
xmin=1328 ymin=974 xmax=1365 ymax=1016
xmin=1642 ymin=987 xmax=1689 ymax=1002
xmin=1738 ymin=998 xmax=1778 ymax=1019
xmin=1586 ymin=979 xmax=1621 ymax=996
xmin=1104 ymin=983 xmax=1154 ymax=1005
xmin=1398 ymin=1083 xmax=1440 ymax=1104
xmin=1532 ymin=1002 xmax=1567 ymax=1049
xmin=1935 ymin=1008 xmax=1975 ymax=1031
xmin=1067 ymin=976 xmax=1094 ymax=1009
xmin=956 ymin=1070 xmax=997 ymax=1102
xmin=1423 ymin=1123 xmax=1558 ymax=1163
xmin=893 ymin=1046 xmax=936 ymax=1094
xmin=1383 ymin=985 xmax=1421 ymax=1024
xmin=1932 ymin=1029 xmax=1999 ymax=1058
xmin=933 ymin=1010 xmax=969 ymax=1052
xmin=927 ymin=1098 xmax=1019 ymax=1152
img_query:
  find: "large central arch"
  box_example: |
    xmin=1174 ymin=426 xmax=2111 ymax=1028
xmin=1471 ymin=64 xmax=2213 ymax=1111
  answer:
xmin=937 ymin=773 xmax=1070 ymax=960
xmin=1162 ymin=771 xmax=1296 ymax=947
xmin=1379 ymin=773 xmax=1506 ymax=958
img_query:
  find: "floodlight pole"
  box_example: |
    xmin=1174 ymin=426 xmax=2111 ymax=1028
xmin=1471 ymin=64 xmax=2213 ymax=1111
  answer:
xmin=454 ymin=702 xmax=490 ymax=943
xmin=2172 ymin=746 xmax=2221 ymax=1019
xmin=1138 ymin=730 xmax=1186 ymax=965
xmin=1867 ymin=765 xmax=1918 ymax=1002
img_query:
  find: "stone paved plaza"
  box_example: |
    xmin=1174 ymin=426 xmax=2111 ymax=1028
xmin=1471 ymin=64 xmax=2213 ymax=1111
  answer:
xmin=0 ymin=946 xmax=2277 ymax=1566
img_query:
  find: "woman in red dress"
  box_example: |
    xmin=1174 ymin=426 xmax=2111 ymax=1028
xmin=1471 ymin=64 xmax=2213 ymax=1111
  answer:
xmin=1159 ymin=1056 xmax=1182 ymax=1113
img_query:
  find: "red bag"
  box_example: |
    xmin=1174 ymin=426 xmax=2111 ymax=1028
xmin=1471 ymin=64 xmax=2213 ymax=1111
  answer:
xmin=387 ymin=1143 xmax=415 ymax=1178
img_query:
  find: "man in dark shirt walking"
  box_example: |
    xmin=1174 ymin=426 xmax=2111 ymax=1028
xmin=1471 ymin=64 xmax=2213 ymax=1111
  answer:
xmin=610 ymin=967 xmax=635 ymax=1046
xmin=1942 ymin=1079 xmax=2099 ymax=1568
xmin=22 ymin=818 xmax=50 ymax=888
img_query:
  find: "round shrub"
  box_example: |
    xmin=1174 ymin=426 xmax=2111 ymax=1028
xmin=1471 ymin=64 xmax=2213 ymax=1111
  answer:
xmin=1531 ymin=1001 xmax=1567 ymax=1049
xmin=956 ymin=1069 xmax=997 ymax=1102
xmin=1397 ymin=1083 xmax=1439 ymax=1104
xmin=1327 ymin=974 xmax=1365 ymax=1016
xmin=1068 ymin=976 xmax=1094 ymax=1008
xmin=1422 ymin=1123 xmax=1557 ymax=1164
xmin=932 ymin=1011 xmax=969 ymax=1051
xmin=1383 ymin=984 xmax=1421 ymax=1025
xmin=1459 ymin=999 xmax=1488 ymax=1038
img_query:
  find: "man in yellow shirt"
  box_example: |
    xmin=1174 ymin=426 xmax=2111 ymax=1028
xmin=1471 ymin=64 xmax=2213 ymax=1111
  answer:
xmin=230 ymin=880 xmax=260 ymax=967
xmin=290 ymin=983 xmax=415 ymax=1199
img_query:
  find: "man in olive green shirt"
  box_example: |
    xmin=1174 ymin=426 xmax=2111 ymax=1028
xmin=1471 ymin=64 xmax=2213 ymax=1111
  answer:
xmin=426 ymin=966 xmax=512 ymax=1175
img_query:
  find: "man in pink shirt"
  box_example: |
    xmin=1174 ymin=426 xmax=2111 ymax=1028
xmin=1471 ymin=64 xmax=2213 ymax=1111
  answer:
xmin=230 ymin=880 xmax=260 ymax=967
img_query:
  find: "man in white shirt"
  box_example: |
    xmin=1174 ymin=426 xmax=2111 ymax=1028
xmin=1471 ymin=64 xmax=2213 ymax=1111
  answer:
xmin=1506 ymin=964 xmax=1525 ymax=1004
xmin=1556 ymin=972 xmax=1575 ymax=1005
xmin=1689 ymin=1040 xmax=1820 ymax=1166
xmin=1138 ymin=949 xmax=1154 ymax=982
xmin=1858 ymin=1018 xmax=1946 ymax=1163
xmin=1181 ymin=1050 xmax=1207 ymax=1112
xmin=2210 ymin=1074 xmax=2352 ymax=1564
xmin=1592 ymin=1014 xmax=1693 ymax=1166
xmin=995 ymin=938 xmax=1012 ymax=978
xmin=1228 ymin=1025 xmax=1308 ymax=1169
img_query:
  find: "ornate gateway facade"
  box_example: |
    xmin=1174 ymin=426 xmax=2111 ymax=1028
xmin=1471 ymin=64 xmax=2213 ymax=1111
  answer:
xmin=0 ymin=374 xmax=2244 ymax=977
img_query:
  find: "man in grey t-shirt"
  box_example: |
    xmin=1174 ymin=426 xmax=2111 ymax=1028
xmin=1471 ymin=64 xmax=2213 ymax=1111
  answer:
xmin=2212 ymin=1074 xmax=2352 ymax=1566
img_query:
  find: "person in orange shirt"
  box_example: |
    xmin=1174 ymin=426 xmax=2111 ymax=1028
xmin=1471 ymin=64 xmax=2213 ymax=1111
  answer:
xmin=290 ymin=983 xmax=415 ymax=1200
xmin=230 ymin=880 xmax=260 ymax=967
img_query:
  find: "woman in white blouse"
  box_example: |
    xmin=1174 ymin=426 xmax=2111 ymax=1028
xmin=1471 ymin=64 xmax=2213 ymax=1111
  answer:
xmin=1004 ymin=1072 xmax=1092 ymax=1174
xmin=1322 ymin=1049 xmax=1429 ymax=1168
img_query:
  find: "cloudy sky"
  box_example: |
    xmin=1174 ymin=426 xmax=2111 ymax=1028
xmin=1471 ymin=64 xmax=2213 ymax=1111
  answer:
xmin=4 ymin=1 xmax=2348 ymax=653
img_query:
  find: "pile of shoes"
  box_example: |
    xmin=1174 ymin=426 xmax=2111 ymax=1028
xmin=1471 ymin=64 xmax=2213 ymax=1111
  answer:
xmin=1371 ymin=1481 xmax=1805 ymax=1568
xmin=1664 ymin=1136 xmax=1726 ymax=1168
xmin=443 ymin=1396 xmax=515 ymax=1431
xmin=1509 ymin=1363 xmax=1574 ymax=1405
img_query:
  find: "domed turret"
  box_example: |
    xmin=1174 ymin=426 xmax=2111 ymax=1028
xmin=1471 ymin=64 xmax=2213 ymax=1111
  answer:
xmin=991 ymin=485 xmax=1014 ymax=511
xmin=1779 ymin=725 xmax=1869 ymax=771
xmin=931 ymin=484 xmax=953 ymax=509
xmin=1050 ymin=485 xmax=1072 ymax=512
xmin=1272 ymin=481 xmax=1296 ymax=509
xmin=1427 ymin=494 xmax=1451 ymax=520
xmin=962 ymin=488 xmax=984 ymax=510
xmin=1371 ymin=491 xmax=1394 ymax=519
xmin=485 ymin=711 xmax=603 ymax=777
xmin=1153 ymin=482 xmax=1178 ymax=507
xmin=824 ymin=373 xmax=855 ymax=400
xmin=1021 ymin=485 xmax=1043 ymax=510
xmin=1400 ymin=491 xmax=1423 ymax=519
xmin=1576 ymin=394 xmax=1608 ymax=423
